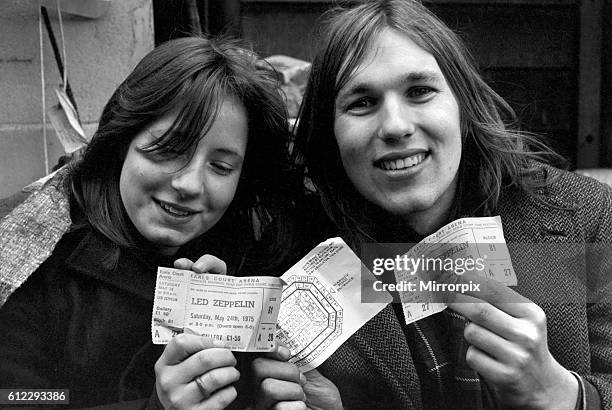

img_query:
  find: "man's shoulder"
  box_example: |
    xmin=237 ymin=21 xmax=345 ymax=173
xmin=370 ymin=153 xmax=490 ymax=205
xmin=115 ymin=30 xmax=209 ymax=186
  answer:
xmin=541 ymin=164 xmax=612 ymax=208
xmin=501 ymin=164 xmax=611 ymax=211
xmin=498 ymin=164 xmax=612 ymax=241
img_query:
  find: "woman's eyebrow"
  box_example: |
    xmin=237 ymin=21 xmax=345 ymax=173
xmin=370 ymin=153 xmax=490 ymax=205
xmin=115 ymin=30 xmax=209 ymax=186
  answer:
xmin=214 ymin=148 xmax=244 ymax=160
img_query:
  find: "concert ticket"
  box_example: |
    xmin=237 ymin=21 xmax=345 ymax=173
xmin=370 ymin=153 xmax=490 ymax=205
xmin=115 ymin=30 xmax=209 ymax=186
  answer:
xmin=276 ymin=237 xmax=392 ymax=371
xmin=395 ymin=216 xmax=517 ymax=323
xmin=152 ymin=268 xmax=284 ymax=352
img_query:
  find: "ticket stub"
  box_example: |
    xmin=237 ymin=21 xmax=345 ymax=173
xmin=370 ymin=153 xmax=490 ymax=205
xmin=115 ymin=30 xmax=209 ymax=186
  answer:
xmin=152 ymin=268 xmax=284 ymax=352
xmin=396 ymin=216 xmax=517 ymax=323
xmin=276 ymin=237 xmax=392 ymax=371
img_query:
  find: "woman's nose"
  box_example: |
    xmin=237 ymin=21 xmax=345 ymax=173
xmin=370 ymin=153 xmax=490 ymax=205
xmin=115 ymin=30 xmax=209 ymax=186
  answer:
xmin=377 ymin=96 xmax=416 ymax=142
xmin=170 ymin=158 xmax=206 ymax=198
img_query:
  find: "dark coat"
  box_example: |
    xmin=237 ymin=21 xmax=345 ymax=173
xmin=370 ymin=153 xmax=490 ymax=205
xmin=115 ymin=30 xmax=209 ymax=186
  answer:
xmin=0 ymin=227 xmax=169 ymax=408
xmin=318 ymin=166 xmax=612 ymax=410
xmin=0 ymin=226 xmax=260 ymax=409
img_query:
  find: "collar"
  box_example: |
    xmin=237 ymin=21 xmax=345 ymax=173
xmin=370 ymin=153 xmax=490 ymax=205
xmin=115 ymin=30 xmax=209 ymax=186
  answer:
xmin=65 ymin=229 xmax=172 ymax=301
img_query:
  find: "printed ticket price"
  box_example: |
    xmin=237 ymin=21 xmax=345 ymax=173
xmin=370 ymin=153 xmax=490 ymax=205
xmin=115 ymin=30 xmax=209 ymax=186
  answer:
xmin=152 ymin=268 xmax=284 ymax=352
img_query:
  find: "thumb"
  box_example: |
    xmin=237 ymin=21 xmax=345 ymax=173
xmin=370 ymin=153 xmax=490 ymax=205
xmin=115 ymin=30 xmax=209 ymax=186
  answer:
xmin=303 ymin=368 xmax=333 ymax=387
xmin=302 ymin=368 xmax=342 ymax=410
xmin=304 ymin=368 xmax=323 ymax=380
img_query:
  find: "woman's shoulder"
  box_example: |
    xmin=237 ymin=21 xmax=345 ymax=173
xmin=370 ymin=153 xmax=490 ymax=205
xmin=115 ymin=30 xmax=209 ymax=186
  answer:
xmin=0 ymin=225 xmax=90 ymax=320
xmin=5 ymin=222 xmax=157 ymax=308
xmin=38 ymin=224 xmax=92 ymax=268
xmin=0 ymin=168 xmax=76 ymax=308
xmin=13 ymin=225 xmax=92 ymax=290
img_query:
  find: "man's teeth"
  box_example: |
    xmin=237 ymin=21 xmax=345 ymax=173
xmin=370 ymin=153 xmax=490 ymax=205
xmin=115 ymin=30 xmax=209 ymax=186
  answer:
xmin=160 ymin=202 xmax=191 ymax=216
xmin=379 ymin=153 xmax=426 ymax=170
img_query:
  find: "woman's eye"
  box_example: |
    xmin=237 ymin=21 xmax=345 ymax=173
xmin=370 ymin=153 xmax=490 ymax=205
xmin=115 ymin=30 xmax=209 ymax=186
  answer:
xmin=211 ymin=162 xmax=234 ymax=176
xmin=407 ymin=86 xmax=435 ymax=99
xmin=160 ymin=148 xmax=183 ymax=157
xmin=346 ymin=97 xmax=375 ymax=113
xmin=146 ymin=148 xmax=185 ymax=162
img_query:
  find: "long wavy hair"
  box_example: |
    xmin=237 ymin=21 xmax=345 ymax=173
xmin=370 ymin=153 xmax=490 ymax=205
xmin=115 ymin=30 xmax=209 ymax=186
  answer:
xmin=293 ymin=0 xmax=562 ymax=245
xmin=69 ymin=36 xmax=298 ymax=274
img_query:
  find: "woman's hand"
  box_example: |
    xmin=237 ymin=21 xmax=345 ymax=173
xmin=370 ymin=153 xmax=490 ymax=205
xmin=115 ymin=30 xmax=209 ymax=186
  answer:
xmin=252 ymin=344 xmax=343 ymax=410
xmin=174 ymin=254 xmax=227 ymax=275
xmin=155 ymin=255 xmax=236 ymax=409
xmin=155 ymin=334 xmax=239 ymax=409
xmin=446 ymin=272 xmax=578 ymax=410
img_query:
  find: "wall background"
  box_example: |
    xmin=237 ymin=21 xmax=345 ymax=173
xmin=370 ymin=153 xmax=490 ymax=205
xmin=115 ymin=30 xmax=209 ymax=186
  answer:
xmin=3 ymin=0 xmax=611 ymax=198
xmin=240 ymin=0 xmax=610 ymax=170
xmin=0 ymin=0 xmax=154 ymax=198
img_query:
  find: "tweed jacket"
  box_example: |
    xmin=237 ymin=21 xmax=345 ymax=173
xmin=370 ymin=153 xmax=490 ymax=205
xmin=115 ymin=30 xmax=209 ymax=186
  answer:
xmin=317 ymin=166 xmax=612 ymax=410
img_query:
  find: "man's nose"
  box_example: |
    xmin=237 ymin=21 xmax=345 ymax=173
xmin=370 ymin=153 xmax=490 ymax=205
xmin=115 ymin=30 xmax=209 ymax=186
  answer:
xmin=377 ymin=96 xmax=416 ymax=142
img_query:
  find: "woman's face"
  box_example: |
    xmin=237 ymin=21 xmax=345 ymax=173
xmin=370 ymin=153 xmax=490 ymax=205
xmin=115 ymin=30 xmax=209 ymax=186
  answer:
xmin=333 ymin=28 xmax=462 ymax=234
xmin=119 ymin=96 xmax=248 ymax=255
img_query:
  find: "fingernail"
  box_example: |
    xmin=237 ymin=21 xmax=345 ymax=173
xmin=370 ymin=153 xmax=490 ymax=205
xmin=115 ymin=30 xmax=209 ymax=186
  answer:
xmin=278 ymin=345 xmax=291 ymax=360
xmin=300 ymin=372 xmax=307 ymax=386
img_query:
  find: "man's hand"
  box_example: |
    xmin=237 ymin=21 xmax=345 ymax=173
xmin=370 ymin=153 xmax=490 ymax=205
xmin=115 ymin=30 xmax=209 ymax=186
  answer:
xmin=252 ymin=344 xmax=343 ymax=410
xmin=445 ymin=271 xmax=578 ymax=410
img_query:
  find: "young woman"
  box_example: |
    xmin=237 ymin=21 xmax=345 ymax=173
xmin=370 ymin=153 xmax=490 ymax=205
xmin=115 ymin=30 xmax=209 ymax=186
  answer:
xmin=291 ymin=1 xmax=612 ymax=409
xmin=0 ymin=36 xmax=302 ymax=409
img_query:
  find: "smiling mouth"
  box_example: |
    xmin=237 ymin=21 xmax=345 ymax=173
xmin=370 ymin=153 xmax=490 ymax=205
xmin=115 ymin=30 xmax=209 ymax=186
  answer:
xmin=375 ymin=152 xmax=428 ymax=171
xmin=155 ymin=199 xmax=200 ymax=218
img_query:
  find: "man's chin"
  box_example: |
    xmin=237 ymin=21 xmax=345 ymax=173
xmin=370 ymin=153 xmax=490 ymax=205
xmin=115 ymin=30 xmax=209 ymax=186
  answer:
xmin=380 ymin=199 xmax=432 ymax=218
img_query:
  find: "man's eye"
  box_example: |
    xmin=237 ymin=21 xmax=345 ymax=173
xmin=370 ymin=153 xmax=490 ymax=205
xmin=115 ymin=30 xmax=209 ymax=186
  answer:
xmin=407 ymin=86 xmax=435 ymax=99
xmin=346 ymin=97 xmax=375 ymax=113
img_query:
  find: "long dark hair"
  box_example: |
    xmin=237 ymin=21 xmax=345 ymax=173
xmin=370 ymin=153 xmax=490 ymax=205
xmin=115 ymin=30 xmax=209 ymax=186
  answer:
xmin=69 ymin=36 xmax=297 ymax=274
xmin=293 ymin=0 xmax=563 ymax=245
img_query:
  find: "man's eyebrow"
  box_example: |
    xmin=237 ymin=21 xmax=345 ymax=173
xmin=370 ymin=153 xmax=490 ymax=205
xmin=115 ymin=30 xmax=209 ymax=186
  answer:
xmin=400 ymin=70 xmax=444 ymax=84
xmin=338 ymin=70 xmax=444 ymax=99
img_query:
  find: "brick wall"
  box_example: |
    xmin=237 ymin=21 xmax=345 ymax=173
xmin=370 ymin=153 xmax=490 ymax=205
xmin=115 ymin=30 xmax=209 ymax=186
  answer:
xmin=0 ymin=0 xmax=154 ymax=198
